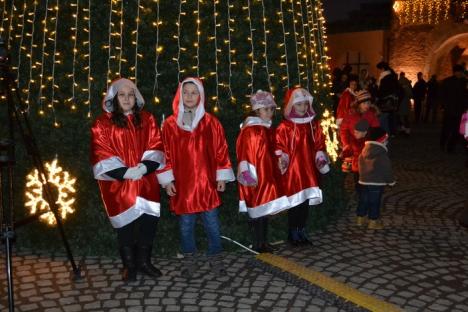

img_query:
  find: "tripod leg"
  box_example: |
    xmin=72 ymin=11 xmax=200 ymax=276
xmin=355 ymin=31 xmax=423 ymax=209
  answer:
xmin=6 ymin=72 xmax=82 ymax=280
xmin=3 ymin=227 xmax=15 ymax=312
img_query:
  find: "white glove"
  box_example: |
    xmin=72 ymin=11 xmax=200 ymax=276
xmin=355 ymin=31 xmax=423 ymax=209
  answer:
xmin=123 ymin=166 xmax=143 ymax=180
xmin=136 ymin=163 xmax=147 ymax=176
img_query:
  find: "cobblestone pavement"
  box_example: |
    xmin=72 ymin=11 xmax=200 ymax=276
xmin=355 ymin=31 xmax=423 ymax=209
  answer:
xmin=1 ymin=126 xmax=467 ymax=311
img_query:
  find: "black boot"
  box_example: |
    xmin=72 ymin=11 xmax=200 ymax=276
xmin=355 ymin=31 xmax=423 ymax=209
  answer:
xmin=120 ymin=246 xmax=137 ymax=282
xmin=136 ymin=245 xmax=162 ymax=278
xmin=287 ymin=228 xmax=302 ymax=247
xmin=297 ymin=227 xmax=313 ymax=246
xmin=250 ymin=219 xmax=263 ymax=252
xmin=261 ymin=218 xmax=277 ymax=253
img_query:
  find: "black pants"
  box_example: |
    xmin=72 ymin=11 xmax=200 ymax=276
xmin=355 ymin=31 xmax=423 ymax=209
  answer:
xmin=288 ymin=201 xmax=309 ymax=229
xmin=414 ymin=99 xmax=423 ymax=123
xmin=440 ymin=115 xmax=462 ymax=152
xmin=116 ymin=214 xmax=158 ymax=248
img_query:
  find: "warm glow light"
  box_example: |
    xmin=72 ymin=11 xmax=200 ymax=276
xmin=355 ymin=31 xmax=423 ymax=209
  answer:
xmin=25 ymin=159 xmax=76 ymax=225
xmin=320 ymin=109 xmax=339 ymax=162
xmin=393 ymin=1 xmax=402 ymax=13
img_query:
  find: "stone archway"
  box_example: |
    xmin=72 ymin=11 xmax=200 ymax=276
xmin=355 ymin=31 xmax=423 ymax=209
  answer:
xmin=389 ymin=20 xmax=468 ymax=82
xmin=425 ymin=26 xmax=468 ymax=79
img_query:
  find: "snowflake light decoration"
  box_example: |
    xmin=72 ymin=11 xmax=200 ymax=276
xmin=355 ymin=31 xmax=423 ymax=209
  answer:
xmin=25 ymin=159 xmax=76 ymax=225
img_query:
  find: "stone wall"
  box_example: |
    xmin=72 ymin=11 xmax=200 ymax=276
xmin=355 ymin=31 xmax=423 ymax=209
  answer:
xmin=389 ymin=20 xmax=468 ymax=82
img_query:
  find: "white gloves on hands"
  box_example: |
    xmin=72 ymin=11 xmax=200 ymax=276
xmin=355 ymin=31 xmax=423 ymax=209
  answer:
xmin=123 ymin=163 xmax=147 ymax=181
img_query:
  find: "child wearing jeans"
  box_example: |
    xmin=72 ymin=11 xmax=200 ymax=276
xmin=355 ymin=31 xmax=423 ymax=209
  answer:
xmin=236 ymin=90 xmax=290 ymax=253
xmin=158 ymin=77 xmax=235 ymax=277
xmin=358 ymin=127 xmax=396 ymax=229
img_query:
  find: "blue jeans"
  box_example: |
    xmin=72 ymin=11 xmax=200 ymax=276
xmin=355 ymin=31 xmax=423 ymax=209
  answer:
xmin=357 ymin=185 xmax=384 ymax=220
xmin=178 ymin=208 xmax=222 ymax=256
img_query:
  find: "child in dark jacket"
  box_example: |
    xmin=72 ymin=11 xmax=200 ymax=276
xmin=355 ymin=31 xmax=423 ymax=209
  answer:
xmin=358 ymin=127 xmax=396 ymax=229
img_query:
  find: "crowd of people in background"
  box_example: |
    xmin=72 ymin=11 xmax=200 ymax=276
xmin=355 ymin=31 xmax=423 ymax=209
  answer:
xmin=332 ymin=62 xmax=468 ymax=157
xmin=332 ymin=61 xmax=467 ymax=230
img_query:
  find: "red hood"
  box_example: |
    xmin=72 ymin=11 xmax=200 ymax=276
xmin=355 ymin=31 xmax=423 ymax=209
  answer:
xmin=171 ymin=77 xmax=206 ymax=131
xmin=283 ymin=87 xmax=316 ymax=122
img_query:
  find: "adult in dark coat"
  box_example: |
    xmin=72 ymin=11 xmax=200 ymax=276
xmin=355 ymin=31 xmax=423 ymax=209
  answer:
xmin=439 ymin=64 xmax=468 ymax=153
xmin=376 ymin=62 xmax=399 ymax=135
xmin=412 ymin=72 xmax=427 ymax=123
xmin=425 ymin=75 xmax=439 ymax=123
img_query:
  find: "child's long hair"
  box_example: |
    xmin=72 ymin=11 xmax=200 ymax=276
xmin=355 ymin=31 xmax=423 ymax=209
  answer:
xmin=110 ymin=95 xmax=142 ymax=128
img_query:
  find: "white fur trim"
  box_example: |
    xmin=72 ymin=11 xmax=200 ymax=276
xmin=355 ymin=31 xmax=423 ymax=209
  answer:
xmin=241 ymin=116 xmax=272 ymax=128
xmin=358 ymin=180 xmax=396 ymax=186
xmin=93 ymin=156 xmax=126 ymax=181
xmin=157 ymin=169 xmax=175 ymax=185
xmin=109 ymin=196 xmax=160 ymax=228
xmin=289 ymin=116 xmax=315 ymax=124
xmin=237 ymin=161 xmax=257 ymax=186
xmin=239 ymin=196 xmax=291 ymax=218
xmin=288 ymin=187 xmax=323 ymax=207
xmin=141 ymin=150 xmax=166 ymax=170
xmin=217 ymin=168 xmax=235 ymax=182
xmin=102 ymin=78 xmax=145 ymax=113
xmin=365 ymin=141 xmax=388 ymax=151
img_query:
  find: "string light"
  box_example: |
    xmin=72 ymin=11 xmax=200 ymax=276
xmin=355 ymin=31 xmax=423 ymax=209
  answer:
xmin=394 ymin=0 xmax=451 ymax=25
xmin=278 ymin=0 xmax=290 ymax=88
xmin=6 ymin=0 xmax=15 ymax=49
xmin=25 ymin=0 xmax=38 ymax=108
xmin=131 ymin=0 xmax=142 ymax=85
xmin=245 ymin=0 xmax=255 ymax=94
xmin=5 ymin=0 xmax=335 ymax=135
xmin=37 ymin=0 xmax=50 ymax=115
xmin=175 ymin=0 xmax=183 ymax=82
xmin=85 ymin=0 xmax=91 ymax=117
xmin=50 ymin=1 xmax=60 ymax=127
xmin=212 ymin=0 xmax=220 ymax=109
xmin=195 ymin=0 xmax=201 ymax=77
xmin=152 ymin=0 xmax=161 ymax=104
xmin=0 ymin=0 xmax=6 ymax=37
xmin=289 ymin=0 xmax=302 ymax=86
xmin=118 ymin=0 xmax=124 ymax=77
xmin=106 ymin=0 xmax=114 ymax=87
xmin=67 ymin=0 xmax=79 ymax=110
xmin=15 ymin=0 xmax=28 ymax=88
xmin=226 ymin=0 xmax=234 ymax=100
xmin=305 ymin=0 xmax=316 ymax=85
xmin=260 ymin=0 xmax=272 ymax=92
xmin=297 ymin=0 xmax=310 ymax=90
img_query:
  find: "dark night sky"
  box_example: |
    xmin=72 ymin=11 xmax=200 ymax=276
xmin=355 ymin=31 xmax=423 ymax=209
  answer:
xmin=323 ymin=0 xmax=392 ymax=22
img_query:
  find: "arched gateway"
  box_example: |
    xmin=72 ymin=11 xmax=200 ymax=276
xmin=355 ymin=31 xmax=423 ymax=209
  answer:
xmin=389 ymin=1 xmax=468 ymax=82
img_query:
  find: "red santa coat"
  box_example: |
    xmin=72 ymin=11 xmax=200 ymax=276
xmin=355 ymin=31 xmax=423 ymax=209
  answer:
xmin=158 ymin=77 xmax=235 ymax=215
xmin=236 ymin=117 xmax=290 ymax=219
xmin=339 ymin=110 xmax=380 ymax=172
xmin=91 ymin=79 xmax=165 ymax=228
xmin=275 ymin=88 xmax=328 ymax=207
xmin=336 ymin=88 xmax=356 ymax=124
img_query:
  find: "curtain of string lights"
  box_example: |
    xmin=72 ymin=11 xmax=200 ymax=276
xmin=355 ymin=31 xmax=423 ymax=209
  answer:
xmin=0 ymin=0 xmax=333 ymax=124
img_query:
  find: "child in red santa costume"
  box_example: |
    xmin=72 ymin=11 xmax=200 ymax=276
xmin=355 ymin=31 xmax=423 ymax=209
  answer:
xmin=236 ymin=90 xmax=291 ymax=253
xmin=276 ymin=87 xmax=330 ymax=247
xmin=91 ymin=78 xmax=166 ymax=282
xmin=158 ymin=77 xmax=235 ymax=277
